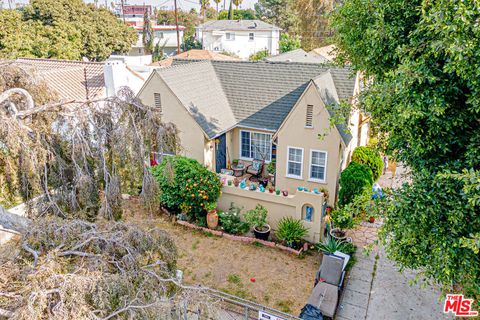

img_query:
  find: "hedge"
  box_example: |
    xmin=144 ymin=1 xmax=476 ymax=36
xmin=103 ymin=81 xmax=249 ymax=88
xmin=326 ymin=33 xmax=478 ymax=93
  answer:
xmin=338 ymin=161 xmax=373 ymax=206
xmin=351 ymin=146 xmax=384 ymax=181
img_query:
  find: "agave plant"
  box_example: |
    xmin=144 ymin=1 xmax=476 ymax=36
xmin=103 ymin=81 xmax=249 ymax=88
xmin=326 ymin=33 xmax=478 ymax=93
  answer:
xmin=316 ymin=236 xmax=355 ymax=255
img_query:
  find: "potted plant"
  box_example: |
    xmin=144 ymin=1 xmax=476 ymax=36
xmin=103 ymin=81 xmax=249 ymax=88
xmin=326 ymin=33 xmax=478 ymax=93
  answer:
xmin=244 ymin=204 xmax=270 ymax=241
xmin=320 ymin=188 xmax=329 ymax=201
xmin=330 ymin=207 xmax=354 ymax=240
xmin=267 ymin=159 xmax=276 ymax=183
xmin=205 ymin=202 xmax=218 ymax=229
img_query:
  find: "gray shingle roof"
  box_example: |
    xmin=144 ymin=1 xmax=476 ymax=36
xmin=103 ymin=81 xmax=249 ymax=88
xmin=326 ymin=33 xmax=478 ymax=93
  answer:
xmin=266 ymin=49 xmax=329 ymax=64
xmin=197 ymin=20 xmax=280 ymax=31
xmin=155 ymin=60 xmax=356 ymax=143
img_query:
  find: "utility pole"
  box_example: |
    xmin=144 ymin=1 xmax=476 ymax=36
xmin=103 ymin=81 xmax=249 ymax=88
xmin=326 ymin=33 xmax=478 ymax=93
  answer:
xmin=174 ymin=0 xmax=181 ymax=54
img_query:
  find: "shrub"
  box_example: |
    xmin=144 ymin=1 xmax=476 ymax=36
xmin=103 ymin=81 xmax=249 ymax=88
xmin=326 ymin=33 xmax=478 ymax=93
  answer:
xmin=316 ymin=236 xmax=355 ymax=255
xmin=150 ymin=156 xmax=222 ymax=221
xmin=244 ymin=204 xmax=268 ymax=229
xmin=331 ymin=207 xmax=355 ymax=230
xmin=219 ymin=204 xmax=250 ymax=235
xmin=276 ymin=216 xmax=309 ymax=246
xmin=351 ymin=146 xmax=384 ymax=181
xmin=249 ymin=49 xmax=269 ymax=61
xmin=339 ymin=162 xmax=373 ymax=206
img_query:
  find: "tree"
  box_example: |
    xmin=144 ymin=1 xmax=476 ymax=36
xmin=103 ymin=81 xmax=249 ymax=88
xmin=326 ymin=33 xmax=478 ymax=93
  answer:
xmin=142 ymin=9 xmax=153 ymax=54
xmin=249 ymin=49 xmax=269 ymax=61
xmin=199 ymin=0 xmax=210 ymax=21
xmin=279 ymin=33 xmax=301 ymax=53
xmin=228 ymin=0 xmax=233 ymax=19
xmin=157 ymin=9 xmax=200 ymax=40
xmin=292 ymin=0 xmax=335 ymax=50
xmin=213 ymin=0 xmax=221 ymax=12
xmin=338 ymin=162 xmax=373 ymax=207
xmin=4 ymin=0 xmax=137 ymax=61
xmin=218 ymin=9 xmax=256 ymax=20
xmin=0 ymin=64 xmax=180 ymax=220
xmin=232 ymin=0 xmax=243 ymax=10
xmin=332 ymin=0 xmax=480 ymax=303
xmin=254 ymin=0 xmax=298 ymax=32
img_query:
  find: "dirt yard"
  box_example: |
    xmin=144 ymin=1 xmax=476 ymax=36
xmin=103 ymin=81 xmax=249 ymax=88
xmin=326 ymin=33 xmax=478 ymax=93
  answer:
xmin=124 ymin=199 xmax=320 ymax=315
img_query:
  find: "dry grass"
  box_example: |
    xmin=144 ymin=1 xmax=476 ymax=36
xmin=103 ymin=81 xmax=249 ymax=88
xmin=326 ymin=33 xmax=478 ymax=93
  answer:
xmin=124 ymin=198 xmax=321 ymax=315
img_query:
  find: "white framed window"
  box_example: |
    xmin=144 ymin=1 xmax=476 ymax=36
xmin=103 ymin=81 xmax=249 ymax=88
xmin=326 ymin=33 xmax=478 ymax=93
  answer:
xmin=286 ymin=147 xmax=304 ymax=179
xmin=239 ymin=130 xmax=272 ymax=161
xmin=226 ymin=32 xmax=235 ymax=40
xmin=249 ymin=32 xmax=255 ymax=41
xmin=309 ymin=150 xmax=327 ymax=182
xmin=305 ymin=105 xmax=313 ymax=128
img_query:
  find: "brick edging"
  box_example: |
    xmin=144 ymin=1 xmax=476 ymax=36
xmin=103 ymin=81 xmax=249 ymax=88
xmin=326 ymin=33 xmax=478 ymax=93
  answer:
xmin=176 ymin=220 xmax=303 ymax=255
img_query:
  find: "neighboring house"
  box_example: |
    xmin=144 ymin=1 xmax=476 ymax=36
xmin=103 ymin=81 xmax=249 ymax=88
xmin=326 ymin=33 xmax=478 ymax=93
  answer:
xmin=130 ymin=24 xmax=185 ymax=57
xmin=137 ymin=60 xmax=363 ymax=204
xmin=266 ymin=49 xmax=329 ymax=64
xmin=195 ymin=20 xmax=280 ymax=60
xmin=13 ymin=57 xmax=148 ymax=101
xmin=149 ymin=49 xmax=240 ymax=67
xmin=117 ymin=4 xmax=152 ymax=20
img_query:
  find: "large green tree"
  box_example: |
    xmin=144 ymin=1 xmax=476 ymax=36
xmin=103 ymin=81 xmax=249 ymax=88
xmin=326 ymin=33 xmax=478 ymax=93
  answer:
xmin=254 ymin=0 xmax=298 ymax=32
xmin=0 ymin=0 xmax=136 ymax=61
xmin=332 ymin=0 xmax=480 ymax=302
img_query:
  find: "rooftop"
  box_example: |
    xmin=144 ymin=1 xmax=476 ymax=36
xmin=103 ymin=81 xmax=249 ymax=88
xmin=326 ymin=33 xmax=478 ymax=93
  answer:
xmin=266 ymin=49 xmax=329 ymax=64
xmin=13 ymin=58 xmax=105 ymax=101
xmin=149 ymin=50 xmax=240 ymax=67
xmin=197 ymin=20 xmax=281 ymax=31
xmin=154 ymin=60 xmax=356 ymax=143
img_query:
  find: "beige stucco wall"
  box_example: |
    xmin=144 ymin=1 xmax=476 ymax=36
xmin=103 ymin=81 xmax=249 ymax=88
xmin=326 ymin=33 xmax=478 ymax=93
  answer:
xmin=137 ymin=72 xmax=207 ymax=164
xmin=274 ymin=84 xmax=344 ymax=206
xmin=218 ymin=176 xmax=325 ymax=243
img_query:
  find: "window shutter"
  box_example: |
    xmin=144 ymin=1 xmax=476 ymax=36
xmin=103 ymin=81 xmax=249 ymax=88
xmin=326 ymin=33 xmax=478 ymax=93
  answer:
xmin=154 ymin=93 xmax=162 ymax=112
xmin=306 ymin=105 xmax=313 ymax=127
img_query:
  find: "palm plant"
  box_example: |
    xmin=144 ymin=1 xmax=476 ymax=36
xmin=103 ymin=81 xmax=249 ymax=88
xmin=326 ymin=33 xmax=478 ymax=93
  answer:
xmin=232 ymin=0 xmax=243 ymax=10
xmin=316 ymin=236 xmax=355 ymax=255
xmin=213 ymin=0 xmax=221 ymax=12
xmin=276 ymin=216 xmax=309 ymax=247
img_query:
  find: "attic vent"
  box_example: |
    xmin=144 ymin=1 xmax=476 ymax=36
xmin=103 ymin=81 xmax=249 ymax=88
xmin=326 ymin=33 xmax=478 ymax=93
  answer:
xmin=305 ymin=105 xmax=313 ymax=128
xmin=154 ymin=93 xmax=162 ymax=112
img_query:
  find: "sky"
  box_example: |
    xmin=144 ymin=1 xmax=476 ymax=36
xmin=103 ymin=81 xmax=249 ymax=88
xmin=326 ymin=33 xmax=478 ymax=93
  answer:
xmin=12 ymin=0 xmax=259 ymax=11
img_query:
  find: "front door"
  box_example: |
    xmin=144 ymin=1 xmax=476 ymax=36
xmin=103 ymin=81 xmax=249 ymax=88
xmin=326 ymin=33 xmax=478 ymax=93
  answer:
xmin=215 ymin=134 xmax=227 ymax=173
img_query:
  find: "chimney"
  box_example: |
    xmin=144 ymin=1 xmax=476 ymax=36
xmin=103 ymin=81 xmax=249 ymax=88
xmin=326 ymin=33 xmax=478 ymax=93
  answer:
xmin=103 ymin=61 xmax=129 ymax=97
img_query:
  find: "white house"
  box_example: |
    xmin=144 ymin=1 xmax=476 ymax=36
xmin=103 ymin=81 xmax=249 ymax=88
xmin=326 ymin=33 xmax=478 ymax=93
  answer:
xmin=130 ymin=24 xmax=185 ymax=57
xmin=195 ymin=20 xmax=280 ymax=60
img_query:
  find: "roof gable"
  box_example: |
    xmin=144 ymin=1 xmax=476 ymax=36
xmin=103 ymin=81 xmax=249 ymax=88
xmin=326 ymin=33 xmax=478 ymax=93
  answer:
xmin=153 ymin=60 xmax=356 ymax=139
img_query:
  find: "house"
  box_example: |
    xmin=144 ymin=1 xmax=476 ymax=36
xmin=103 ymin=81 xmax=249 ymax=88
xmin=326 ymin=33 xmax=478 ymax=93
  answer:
xmin=266 ymin=49 xmax=329 ymax=64
xmin=195 ymin=20 xmax=280 ymax=60
xmin=149 ymin=49 xmax=241 ymax=67
xmin=129 ymin=24 xmax=185 ymax=57
xmin=311 ymin=45 xmax=337 ymax=62
xmin=116 ymin=4 xmax=152 ymax=20
xmin=12 ymin=57 xmax=148 ymax=101
xmin=137 ymin=60 xmax=363 ymax=204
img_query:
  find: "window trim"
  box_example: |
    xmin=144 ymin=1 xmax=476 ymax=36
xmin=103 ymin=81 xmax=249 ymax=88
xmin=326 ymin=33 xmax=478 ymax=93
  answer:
xmin=249 ymin=32 xmax=255 ymax=41
xmin=308 ymin=149 xmax=328 ymax=183
xmin=238 ymin=130 xmax=272 ymax=162
xmin=285 ymin=146 xmax=304 ymax=179
xmin=226 ymin=32 xmax=235 ymax=41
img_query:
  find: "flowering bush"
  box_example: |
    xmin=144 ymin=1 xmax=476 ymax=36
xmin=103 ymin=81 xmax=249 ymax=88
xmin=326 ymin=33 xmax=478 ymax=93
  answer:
xmin=151 ymin=156 xmax=222 ymax=221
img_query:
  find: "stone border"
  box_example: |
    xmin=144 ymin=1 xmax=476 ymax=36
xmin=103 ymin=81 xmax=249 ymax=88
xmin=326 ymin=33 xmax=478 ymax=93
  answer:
xmin=176 ymin=220 xmax=304 ymax=255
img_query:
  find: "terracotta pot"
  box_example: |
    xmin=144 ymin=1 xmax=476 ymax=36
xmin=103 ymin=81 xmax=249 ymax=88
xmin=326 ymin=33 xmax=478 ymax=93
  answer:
xmin=368 ymin=216 xmax=375 ymax=223
xmin=207 ymin=210 xmax=218 ymax=229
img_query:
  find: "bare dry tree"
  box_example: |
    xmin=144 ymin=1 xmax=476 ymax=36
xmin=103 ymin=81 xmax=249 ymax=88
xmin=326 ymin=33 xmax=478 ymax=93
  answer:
xmin=0 ymin=65 xmax=222 ymax=319
xmin=0 ymin=64 xmax=181 ymax=220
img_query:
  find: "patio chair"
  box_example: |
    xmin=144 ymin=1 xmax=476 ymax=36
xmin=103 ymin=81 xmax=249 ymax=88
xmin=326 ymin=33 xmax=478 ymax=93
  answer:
xmin=307 ymin=254 xmax=346 ymax=318
xmin=246 ymin=159 xmax=265 ymax=179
